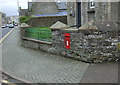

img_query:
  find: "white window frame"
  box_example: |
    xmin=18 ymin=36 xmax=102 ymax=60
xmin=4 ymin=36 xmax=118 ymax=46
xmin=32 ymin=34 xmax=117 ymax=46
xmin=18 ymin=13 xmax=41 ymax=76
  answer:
xmin=57 ymin=0 xmax=61 ymax=4
xmin=89 ymin=0 xmax=95 ymax=9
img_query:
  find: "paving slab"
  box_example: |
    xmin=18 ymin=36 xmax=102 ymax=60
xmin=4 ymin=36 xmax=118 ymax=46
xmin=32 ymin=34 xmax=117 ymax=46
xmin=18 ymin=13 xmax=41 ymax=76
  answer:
xmin=1 ymin=28 xmax=89 ymax=83
xmin=80 ymin=62 xmax=118 ymax=83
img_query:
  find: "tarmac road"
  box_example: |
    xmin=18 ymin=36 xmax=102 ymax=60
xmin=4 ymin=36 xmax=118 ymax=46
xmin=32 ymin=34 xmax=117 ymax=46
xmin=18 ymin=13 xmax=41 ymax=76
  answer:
xmin=2 ymin=27 xmax=14 ymax=38
xmin=0 ymin=70 xmax=31 ymax=85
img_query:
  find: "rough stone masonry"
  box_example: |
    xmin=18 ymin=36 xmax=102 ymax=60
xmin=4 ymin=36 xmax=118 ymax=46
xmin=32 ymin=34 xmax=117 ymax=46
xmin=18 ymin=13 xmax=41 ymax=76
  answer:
xmin=22 ymin=21 xmax=119 ymax=63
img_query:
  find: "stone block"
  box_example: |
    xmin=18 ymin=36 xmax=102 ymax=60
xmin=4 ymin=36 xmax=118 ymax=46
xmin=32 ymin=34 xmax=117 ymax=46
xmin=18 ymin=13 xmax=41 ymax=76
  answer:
xmin=22 ymin=40 xmax=39 ymax=49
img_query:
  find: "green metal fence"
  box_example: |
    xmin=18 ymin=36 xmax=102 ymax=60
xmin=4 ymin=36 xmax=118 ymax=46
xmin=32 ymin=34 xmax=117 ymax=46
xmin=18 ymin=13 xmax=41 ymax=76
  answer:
xmin=25 ymin=28 xmax=52 ymax=42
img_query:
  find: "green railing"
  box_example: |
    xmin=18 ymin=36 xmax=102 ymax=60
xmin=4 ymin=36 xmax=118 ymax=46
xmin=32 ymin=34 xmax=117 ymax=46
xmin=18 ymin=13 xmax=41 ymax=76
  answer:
xmin=25 ymin=28 xmax=52 ymax=42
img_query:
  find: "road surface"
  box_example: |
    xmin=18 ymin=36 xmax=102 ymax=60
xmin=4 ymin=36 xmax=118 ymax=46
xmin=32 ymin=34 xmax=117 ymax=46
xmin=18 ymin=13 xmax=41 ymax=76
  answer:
xmin=2 ymin=27 xmax=14 ymax=38
xmin=0 ymin=70 xmax=27 ymax=85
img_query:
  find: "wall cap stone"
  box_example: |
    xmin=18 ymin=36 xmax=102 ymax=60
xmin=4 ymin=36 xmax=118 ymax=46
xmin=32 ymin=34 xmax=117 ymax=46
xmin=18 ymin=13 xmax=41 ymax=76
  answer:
xmin=50 ymin=21 xmax=70 ymax=30
xmin=94 ymin=20 xmax=119 ymax=32
xmin=61 ymin=28 xmax=78 ymax=32
xmin=79 ymin=20 xmax=119 ymax=32
xmin=23 ymin=37 xmax=52 ymax=45
xmin=32 ymin=15 xmax=67 ymax=18
xmin=78 ymin=21 xmax=98 ymax=31
xmin=20 ymin=23 xmax=30 ymax=28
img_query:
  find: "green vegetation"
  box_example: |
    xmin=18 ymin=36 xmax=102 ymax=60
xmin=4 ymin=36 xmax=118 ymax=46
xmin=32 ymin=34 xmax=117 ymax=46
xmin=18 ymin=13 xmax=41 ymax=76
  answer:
xmin=25 ymin=27 xmax=52 ymax=42
xmin=19 ymin=16 xmax=32 ymax=23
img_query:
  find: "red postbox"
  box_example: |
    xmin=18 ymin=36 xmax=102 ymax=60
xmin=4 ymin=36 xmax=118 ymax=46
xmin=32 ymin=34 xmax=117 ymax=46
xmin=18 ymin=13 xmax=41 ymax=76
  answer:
xmin=64 ymin=33 xmax=70 ymax=49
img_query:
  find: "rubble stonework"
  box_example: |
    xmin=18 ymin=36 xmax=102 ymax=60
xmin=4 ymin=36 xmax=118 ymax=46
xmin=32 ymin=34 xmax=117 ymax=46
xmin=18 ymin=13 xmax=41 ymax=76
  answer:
xmin=22 ymin=21 xmax=119 ymax=63
xmin=51 ymin=29 xmax=119 ymax=63
xmin=27 ymin=16 xmax=67 ymax=28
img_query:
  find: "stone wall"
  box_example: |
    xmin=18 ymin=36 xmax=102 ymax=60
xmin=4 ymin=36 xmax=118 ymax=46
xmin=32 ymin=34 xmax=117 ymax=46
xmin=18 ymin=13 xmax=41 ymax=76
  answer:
xmin=110 ymin=2 xmax=119 ymax=21
xmin=22 ymin=21 xmax=119 ymax=63
xmin=51 ymin=29 xmax=119 ymax=63
xmin=119 ymin=1 xmax=120 ymax=22
xmin=27 ymin=16 xmax=67 ymax=27
xmin=31 ymin=2 xmax=58 ymax=15
xmin=67 ymin=2 xmax=76 ymax=26
xmin=22 ymin=29 xmax=119 ymax=63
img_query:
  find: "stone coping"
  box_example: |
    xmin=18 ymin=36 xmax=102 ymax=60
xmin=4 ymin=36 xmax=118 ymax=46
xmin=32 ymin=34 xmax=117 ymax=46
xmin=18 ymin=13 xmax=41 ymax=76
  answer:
xmin=61 ymin=28 xmax=79 ymax=32
xmin=23 ymin=37 xmax=52 ymax=45
xmin=78 ymin=20 xmax=119 ymax=32
xmin=50 ymin=21 xmax=70 ymax=30
xmin=20 ymin=23 xmax=31 ymax=28
xmin=32 ymin=15 xmax=67 ymax=18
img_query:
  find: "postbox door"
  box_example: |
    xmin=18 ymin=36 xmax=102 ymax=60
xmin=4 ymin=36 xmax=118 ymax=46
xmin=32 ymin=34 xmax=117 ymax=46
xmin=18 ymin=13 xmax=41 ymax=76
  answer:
xmin=65 ymin=38 xmax=70 ymax=49
xmin=64 ymin=33 xmax=70 ymax=49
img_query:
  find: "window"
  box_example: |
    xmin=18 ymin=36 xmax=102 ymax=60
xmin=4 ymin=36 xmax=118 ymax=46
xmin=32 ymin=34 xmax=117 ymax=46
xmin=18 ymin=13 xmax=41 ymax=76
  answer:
xmin=89 ymin=0 xmax=95 ymax=9
xmin=57 ymin=0 xmax=61 ymax=4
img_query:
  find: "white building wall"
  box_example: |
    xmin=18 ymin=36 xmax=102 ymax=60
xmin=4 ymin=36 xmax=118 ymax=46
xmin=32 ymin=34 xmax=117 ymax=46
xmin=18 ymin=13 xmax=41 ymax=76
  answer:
xmin=0 ymin=12 xmax=2 ymax=27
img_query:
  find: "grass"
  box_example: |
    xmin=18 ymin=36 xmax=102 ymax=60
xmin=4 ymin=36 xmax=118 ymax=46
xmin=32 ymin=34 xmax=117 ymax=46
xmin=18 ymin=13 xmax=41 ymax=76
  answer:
xmin=25 ymin=27 xmax=52 ymax=42
xmin=30 ymin=27 xmax=49 ymax=30
xmin=20 ymin=16 xmax=32 ymax=23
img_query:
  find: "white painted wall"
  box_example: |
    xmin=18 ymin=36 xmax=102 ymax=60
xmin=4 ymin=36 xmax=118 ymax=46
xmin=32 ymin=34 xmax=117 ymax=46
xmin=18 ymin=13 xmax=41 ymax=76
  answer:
xmin=0 ymin=12 xmax=2 ymax=27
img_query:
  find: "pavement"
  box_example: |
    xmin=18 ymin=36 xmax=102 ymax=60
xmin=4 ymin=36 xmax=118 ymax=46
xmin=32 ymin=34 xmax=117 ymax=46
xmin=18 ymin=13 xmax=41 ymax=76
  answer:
xmin=1 ymin=27 xmax=89 ymax=83
xmin=80 ymin=62 xmax=118 ymax=83
xmin=1 ymin=27 xmax=119 ymax=83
